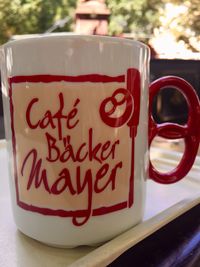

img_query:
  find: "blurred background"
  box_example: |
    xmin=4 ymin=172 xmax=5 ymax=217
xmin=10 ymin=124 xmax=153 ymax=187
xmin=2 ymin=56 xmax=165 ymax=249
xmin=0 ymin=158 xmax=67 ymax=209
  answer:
xmin=0 ymin=0 xmax=200 ymax=145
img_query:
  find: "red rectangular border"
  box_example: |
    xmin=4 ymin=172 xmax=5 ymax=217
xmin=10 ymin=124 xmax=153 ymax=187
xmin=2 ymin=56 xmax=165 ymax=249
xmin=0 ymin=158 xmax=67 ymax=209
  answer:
xmin=9 ymin=73 xmax=135 ymax=220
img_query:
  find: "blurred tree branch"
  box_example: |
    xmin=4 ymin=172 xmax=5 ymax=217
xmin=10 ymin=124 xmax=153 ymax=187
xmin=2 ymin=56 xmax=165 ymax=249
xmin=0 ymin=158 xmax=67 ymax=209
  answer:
xmin=0 ymin=0 xmax=76 ymax=44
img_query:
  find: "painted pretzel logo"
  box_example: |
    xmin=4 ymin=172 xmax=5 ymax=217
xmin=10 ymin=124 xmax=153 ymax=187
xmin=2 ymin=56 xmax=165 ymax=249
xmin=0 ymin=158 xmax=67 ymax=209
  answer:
xmin=99 ymin=88 xmax=134 ymax=128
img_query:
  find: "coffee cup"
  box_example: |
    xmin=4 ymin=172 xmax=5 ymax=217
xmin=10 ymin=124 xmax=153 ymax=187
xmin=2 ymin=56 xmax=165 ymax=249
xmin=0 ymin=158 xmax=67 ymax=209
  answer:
xmin=1 ymin=35 xmax=199 ymax=247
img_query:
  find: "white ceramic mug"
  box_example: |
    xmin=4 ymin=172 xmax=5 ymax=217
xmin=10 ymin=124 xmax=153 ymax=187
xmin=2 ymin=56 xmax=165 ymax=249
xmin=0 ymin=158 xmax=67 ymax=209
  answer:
xmin=1 ymin=35 xmax=199 ymax=247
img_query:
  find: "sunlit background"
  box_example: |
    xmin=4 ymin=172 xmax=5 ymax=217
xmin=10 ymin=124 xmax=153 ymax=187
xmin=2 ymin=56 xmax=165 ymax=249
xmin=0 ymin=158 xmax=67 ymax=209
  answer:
xmin=0 ymin=0 xmax=200 ymax=59
xmin=0 ymin=0 xmax=200 ymax=151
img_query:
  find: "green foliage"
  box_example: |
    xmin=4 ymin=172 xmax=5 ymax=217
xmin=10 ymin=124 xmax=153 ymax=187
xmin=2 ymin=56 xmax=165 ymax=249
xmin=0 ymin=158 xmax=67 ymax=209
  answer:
xmin=107 ymin=0 xmax=164 ymax=37
xmin=0 ymin=0 xmax=200 ymax=50
xmin=0 ymin=0 xmax=166 ymax=44
xmin=0 ymin=0 xmax=76 ymax=44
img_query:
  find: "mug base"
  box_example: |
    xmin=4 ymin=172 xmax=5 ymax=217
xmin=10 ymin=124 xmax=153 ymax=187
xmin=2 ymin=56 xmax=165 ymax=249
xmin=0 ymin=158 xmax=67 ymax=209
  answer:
xmin=43 ymin=241 xmax=104 ymax=248
xmin=18 ymin=227 xmax=105 ymax=248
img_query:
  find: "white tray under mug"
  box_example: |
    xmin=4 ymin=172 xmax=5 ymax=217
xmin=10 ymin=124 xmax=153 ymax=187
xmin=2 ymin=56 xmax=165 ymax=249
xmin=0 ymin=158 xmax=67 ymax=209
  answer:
xmin=0 ymin=140 xmax=199 ymax=267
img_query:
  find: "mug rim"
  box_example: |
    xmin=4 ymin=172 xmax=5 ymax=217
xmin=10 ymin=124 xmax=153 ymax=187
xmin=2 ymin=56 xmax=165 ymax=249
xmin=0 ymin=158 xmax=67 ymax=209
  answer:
xmin=1 ymin=33 xmax=150 ymax=52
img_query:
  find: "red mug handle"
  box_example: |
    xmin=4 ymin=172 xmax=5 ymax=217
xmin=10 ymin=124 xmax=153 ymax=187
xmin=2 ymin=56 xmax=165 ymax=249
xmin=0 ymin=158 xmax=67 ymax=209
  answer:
xmin=149 ymin=76 xmax=200 ymax=184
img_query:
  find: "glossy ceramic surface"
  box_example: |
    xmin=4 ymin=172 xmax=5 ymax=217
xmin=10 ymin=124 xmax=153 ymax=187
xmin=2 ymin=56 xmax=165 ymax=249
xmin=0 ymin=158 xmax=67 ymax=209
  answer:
xmin=1 ymin=35 xmax=150 ymax=247
xmin=1 ymin=35 xmax=199 ymax=247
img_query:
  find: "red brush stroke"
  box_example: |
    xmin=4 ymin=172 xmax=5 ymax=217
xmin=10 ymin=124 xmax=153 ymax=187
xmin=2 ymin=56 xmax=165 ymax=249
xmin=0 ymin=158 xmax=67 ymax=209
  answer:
xmin=126 ymin=69 xmax=141 ymax=207
xmin=9 ymin=80 xmax=20 ymax=205
xmin=9 ymin=74 xmax=125 ymax=84
xmin=17 ymin=200 xmax=128 ymax=217
xmin=9 ymin=71 xmax=138 ymax=222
